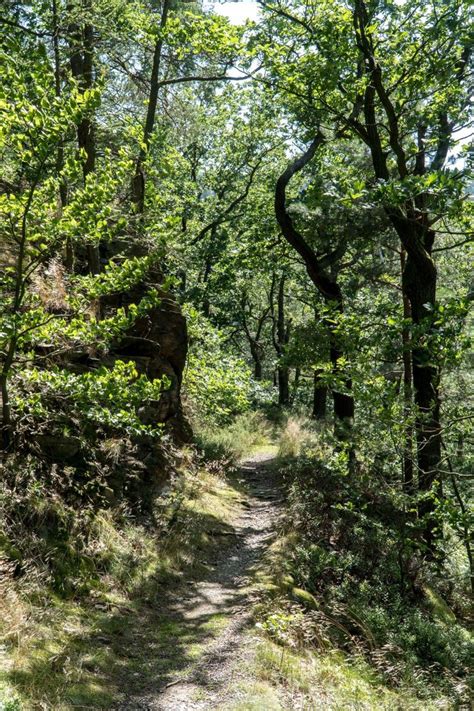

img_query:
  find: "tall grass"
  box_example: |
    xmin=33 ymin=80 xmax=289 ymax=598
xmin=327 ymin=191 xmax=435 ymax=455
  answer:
xmin=277 ymin=417 xmax=305 ymax=458
xmin=277 ymin=416 xmax=325 ymax=459
xmin=195 ymin=412 xmax=272 ymax=463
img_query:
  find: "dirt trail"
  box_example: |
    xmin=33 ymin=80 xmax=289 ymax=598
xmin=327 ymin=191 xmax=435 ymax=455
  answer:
xmin=116 ymin=451 xmax=282 ymax=711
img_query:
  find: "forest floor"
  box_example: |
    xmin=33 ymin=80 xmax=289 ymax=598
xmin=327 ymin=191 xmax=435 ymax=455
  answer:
xmin=115 ymin=449 xmax=285 ymax=711
xmin=110 ymin=451 xmax=441 ymax=711
xmin=2 ymin=447 xmax=447 ymax=709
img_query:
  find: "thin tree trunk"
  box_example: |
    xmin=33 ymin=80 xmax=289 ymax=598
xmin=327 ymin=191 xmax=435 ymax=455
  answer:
xmin=291 ymin=366 xmax=300 ymax=404
xmin=69 ymin=0 xmax=100 ymax=274
xmin=276 ymin=276 xmax=290 ymax=406
xmin=132 ymin=0 xmax=171 ymax=212
xmin=201 ymin=251 xmax=213 ymax=318
xmin=52 ymin=0 xmax=73 ymax=270
xmin=242 ymin=298 xmax=269 ymax=383
xmin=251 ymin=347 xmax=263 ymax=380
xmin=1 ymin=177 xmax=37 ymax=450
xmin=400 ymin=249 xmax=414 ymax=494
xmin=1 ymin=341 xmax=16 ymax=450
xmin=312 ymin=370 xmax=327 ymax=419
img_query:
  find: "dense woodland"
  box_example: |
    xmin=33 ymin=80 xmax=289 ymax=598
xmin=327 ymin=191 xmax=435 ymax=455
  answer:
xmin=0 ymin=0 xmax=473 ymax=708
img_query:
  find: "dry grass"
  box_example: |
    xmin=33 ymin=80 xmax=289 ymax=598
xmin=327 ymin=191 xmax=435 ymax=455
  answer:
xmin=236 ymin=638 xmax=443 ymax=710
xmin=30 ymin=259 xmax=68 ymax=311
xmin=277 ymin=417 xmax=303 ymax=459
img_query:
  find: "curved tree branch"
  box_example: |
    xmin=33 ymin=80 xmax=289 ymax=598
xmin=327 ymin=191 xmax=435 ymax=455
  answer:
xmin=275 ymin=133 xmax=341 ymax=301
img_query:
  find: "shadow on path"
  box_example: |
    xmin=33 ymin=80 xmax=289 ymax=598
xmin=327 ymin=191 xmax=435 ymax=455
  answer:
xmin=112 ymin=451 xmax=282 ymax=710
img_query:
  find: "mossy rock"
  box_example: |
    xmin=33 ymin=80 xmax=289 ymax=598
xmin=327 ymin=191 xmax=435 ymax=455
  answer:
xmin=279 ymin=574 xmax=295 ymax=591
xmin=291 ymin=587 xmax=319 ymax=610
xmin=422 ymin=584 xmax=456 ymax=625
xmin=260 ymin=583 xmax=281 ymax=596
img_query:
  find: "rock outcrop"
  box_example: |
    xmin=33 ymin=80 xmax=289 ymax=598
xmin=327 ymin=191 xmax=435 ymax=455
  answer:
xmin=25 ymin=282 xmax=191 ymax=507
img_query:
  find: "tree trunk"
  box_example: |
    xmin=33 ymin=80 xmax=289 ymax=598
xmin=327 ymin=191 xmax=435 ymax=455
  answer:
xmin=278 ymin=368 xmax=290 ymax=407
xmin=351 ymin=0 xmax=448 ymax=545
xmin=52 ymin=0 xmax=73 ymax=270
xmin=0 ymin=344 xmax=15 ymax=450
xmin=251 ymin=346 xmax=263 ymax=380
xmin=276 ymin=276 xmax=290 ymax=406
xmin=400 ymin=249 xmax=415 ymax=494
xmin=201 ymin=249 xmax=213 ymax=318
xmin=401 ymin=233 xmax=441 ymax=549
xmin=274 ymin=137 xmax=354 ymax=434
xmin=291 ymin=366 xmax=300 ymax=404
xmin=132 ymin=0 xmax=171 ymax=212
xmin=69 ymin=1 xmax=100 ymax=275
xmin=312 ymin=370 xmax=327 ymax=419
xmin=329 ymin=339 xmax=354 ymax=429
xmin=1 ymin=186 xmax=30 ymax=451
xmin=245 ymin=304 xmax=269 ymax=383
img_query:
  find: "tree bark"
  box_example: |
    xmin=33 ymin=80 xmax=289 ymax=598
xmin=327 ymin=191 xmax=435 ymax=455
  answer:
xmin=278 ymin=367 xmax=290 ymax=406
xmin=400 ymin=249 xmax=414 ymax=494
xmin=1 ymin=341 xmax=15 ymax=450
xmin=401 ymin=238 xmax=441 ymax=548
xmin=251 ymin=345 xmax=263 ymax=380
xmin=200 ymin=240 xmax=214 ymax=318
xmin=276 ymin=276 xmax=290 ymax=406
xmin=352 ymin=0 xmax=447 ymax=548
xmin=1 ymin=176 xmax=36 ymax=450
xmin=132 ymin=0 xmax=171 ymax=212
xmin=69 ymin=0 xmax=100 ymax=274
xmin=52 ymin=0 xmax=73 ymax=269
xmin=274 ymin=137 xmax=354 ymax=433
xmin=312 ymin=370 xmax=327 ymax=419
xmin=291 ymin=366 xmax=300 ymax=404
xmin=241 ymin=295 xmax=270 ymax=382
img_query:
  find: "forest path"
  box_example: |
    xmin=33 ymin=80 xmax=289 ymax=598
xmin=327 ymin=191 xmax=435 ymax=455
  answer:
xmin=116 ymin=449 xmax=283 ymax=710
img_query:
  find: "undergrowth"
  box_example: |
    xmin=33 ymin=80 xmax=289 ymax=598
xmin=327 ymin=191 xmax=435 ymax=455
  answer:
xmin=195 ymin=411 xmax=272 ymax=463
xmin=227 ymin=637 xmax=435 ymax=710
xmin=252 ymin=420 xmax=474 ymax=707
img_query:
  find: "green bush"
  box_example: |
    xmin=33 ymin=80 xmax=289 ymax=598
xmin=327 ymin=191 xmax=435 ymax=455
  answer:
xmin=183 ymin=306 xmax=253 ymax=425
xmin=0 ymin=696 xmax=22 ymax=711
xmin=195 ymin=412 xmax=271 ymax=463
xmin=268 ymin=451 xmax=474 ymax=703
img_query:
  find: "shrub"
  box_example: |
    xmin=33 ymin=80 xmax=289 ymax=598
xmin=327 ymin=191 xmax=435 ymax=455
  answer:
xmin=262 ymin=450 xmax=474 ymax=704
xmin=195 ymin=412 xmax=271 ymax=463
xmin=183 ymin=306 xmax=253 ymax=425
xmin=278 ymin=417 xmax=304 ymax=458
xmin=277 ymin=416 xmax=325 ymax=460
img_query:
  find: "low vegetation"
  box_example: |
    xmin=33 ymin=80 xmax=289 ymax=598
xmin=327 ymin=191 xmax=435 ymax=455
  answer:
xmin=228 ymin=639 xmax=436 ymax=710
xmin=195 ymin=412 xmax=272 ymax=464
xmin=249 ymin=420 xmax=473 ymax=708
xmin=0 ymin=452 xmax=243 ymax=708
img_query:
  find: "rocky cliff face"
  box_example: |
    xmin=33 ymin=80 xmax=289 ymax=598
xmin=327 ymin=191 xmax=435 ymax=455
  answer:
xmin=115 ymin=288 xmax=191 ymax=442
xmin=24 ymin=283 xmax=191 ymax=508
xmin=107 ymin=288 xmax=192 ymax=505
